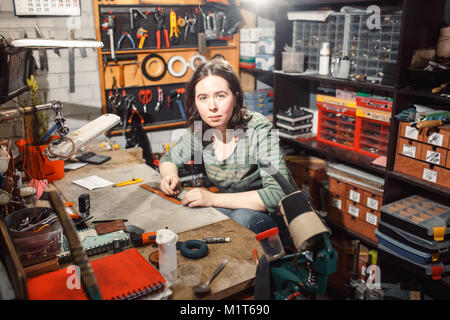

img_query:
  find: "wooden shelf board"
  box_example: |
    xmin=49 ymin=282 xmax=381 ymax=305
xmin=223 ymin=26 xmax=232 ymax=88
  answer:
xmin=101 ymin=45 xmax=237 ymax=56
xmin=281 ymin=137 xmax=387 ymax=176
xmin=397 ymin=87 xmax=450 ymax=106
xmin=273 ymin=71 xmax=396 ymax=93
xmin=326 ymin=219 xmax=378 ymax=249
xmin=388 ymin=171 xmax=450 ymax=198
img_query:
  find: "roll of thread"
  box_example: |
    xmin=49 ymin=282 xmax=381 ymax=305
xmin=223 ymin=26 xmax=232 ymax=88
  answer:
xmin=156 ymin=228 xmax=178 ymax=284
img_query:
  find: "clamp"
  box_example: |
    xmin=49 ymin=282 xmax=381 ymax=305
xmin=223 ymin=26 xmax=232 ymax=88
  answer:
xmin=101 ymin=14 xmax=116 ymax=59
xmin=117 ymin=32 xmax=136 ymax=50
xmin=153 ymin=9 xmax=170 ymax=49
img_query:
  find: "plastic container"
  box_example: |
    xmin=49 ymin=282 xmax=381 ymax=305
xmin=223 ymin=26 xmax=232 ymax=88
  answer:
xmin=178 ymin=263 xmax=203 ymax=286
xmin=4 ymin=207 xmax=63 ymax=266
xmin=255 ymin=227 xmax=285 ymax=262
xmin=380 ymin=195 xmax=450 ymax=242
xmin=319 ymin=42 xmax=330 ymax=75
xmin=156 ymin=228 xmax=178 ymax=284
xmin=282 ymin=51 xmax=304 ymax=73
xmin=16 ymin=137 xmax=64 ymax=182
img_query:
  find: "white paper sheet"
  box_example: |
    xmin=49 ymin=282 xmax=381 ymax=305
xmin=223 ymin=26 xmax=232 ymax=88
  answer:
xmin=72 ymin=175 xmax=114 ymax=190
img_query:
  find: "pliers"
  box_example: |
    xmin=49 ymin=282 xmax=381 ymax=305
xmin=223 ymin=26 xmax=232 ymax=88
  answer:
xmin=117 ymin=32 xmax=136 ymax=50
xmin=153 ymin=9 xmax=170 ymax=49
xmin=128 ymin=105 xmax=144 ymax=125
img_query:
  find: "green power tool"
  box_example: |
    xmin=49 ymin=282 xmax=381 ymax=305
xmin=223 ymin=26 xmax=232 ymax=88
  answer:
xmin=256 ymin=160 xmax=337 ymax=300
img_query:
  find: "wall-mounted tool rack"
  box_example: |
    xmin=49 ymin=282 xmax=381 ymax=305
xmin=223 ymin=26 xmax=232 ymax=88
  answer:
xmin=94 ymin=0 xmax=240 ymax=136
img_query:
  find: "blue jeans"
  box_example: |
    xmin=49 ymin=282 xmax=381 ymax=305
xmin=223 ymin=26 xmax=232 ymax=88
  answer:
xmin=215 ymin=207 xmax=277 ymax=234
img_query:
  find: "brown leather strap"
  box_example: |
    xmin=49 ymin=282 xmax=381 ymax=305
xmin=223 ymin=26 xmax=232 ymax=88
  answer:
xmin=139 ymin=184 xmax=181 ymax=205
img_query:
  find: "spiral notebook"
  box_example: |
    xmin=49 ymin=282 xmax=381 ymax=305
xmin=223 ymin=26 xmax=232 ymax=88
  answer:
xmin=27 ymin=248 xmax=166 ymax=300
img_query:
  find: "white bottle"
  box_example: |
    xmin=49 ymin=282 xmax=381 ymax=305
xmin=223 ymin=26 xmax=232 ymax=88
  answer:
xmin=319 ymin=42 xmax=330 ymax=76
xmin=156 ymin=228 xmax=179 ymax=285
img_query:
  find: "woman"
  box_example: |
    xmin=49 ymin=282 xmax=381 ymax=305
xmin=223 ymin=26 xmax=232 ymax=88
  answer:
xmin=159 ymin=59 xmax=297 ymax=235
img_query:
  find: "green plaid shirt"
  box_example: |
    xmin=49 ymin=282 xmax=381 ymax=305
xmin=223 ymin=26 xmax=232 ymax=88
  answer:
xmin=159 ymin=111 xmax=297 ymax=213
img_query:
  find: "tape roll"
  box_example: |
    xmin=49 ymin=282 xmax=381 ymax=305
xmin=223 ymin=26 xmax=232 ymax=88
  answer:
xmin=167 ymin=55 xmax=188 ymax=78
xmin=180 ymin=240 xmax=209 ymax=259
xmin=142 ymin=53 xmax=167 ymax=81
xmin=189 ymin=54 xmax=207 ymax=71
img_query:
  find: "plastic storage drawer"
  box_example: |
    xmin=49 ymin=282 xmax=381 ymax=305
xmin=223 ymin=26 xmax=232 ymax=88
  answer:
xmin=380 ymin=195 xmax=450 ymax=242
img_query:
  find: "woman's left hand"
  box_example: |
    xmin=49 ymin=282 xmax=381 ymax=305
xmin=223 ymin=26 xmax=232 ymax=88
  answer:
xmin=181 ymin=188 xmax=215 ymax=208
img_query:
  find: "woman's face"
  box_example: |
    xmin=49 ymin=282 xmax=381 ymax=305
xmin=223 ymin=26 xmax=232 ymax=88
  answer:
xmin=195 ymin=75 xmax=236 ymax=133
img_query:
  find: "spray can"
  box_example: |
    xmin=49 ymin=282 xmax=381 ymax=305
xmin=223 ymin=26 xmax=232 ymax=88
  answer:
xmin=319 ymin=42 xmax=330 ymax=75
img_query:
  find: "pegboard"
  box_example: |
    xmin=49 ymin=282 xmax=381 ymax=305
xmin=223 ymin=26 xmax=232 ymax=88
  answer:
xmin=93 ymin=0 xmax=240 ymax=134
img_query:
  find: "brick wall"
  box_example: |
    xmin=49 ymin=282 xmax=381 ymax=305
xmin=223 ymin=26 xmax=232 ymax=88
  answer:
xmin=0 ymin=0 xmax=102 ymax=110
xmin=0 ymin=0 xmax=178 ymax=152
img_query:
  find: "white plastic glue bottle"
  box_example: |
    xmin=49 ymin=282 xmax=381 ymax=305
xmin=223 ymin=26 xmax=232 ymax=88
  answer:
xmin=156 ymin=228 xmax=178 ymax=285
xmin=319 ymin=42 xmax=330 ymax=76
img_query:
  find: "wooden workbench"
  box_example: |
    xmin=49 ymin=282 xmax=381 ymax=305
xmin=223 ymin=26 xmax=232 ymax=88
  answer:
xmin=51 ymin=148 xmax=262 ymax=300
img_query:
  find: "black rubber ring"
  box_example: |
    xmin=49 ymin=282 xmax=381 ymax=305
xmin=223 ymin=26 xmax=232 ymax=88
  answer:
xmin=142 ymin=53 xmax=167 ymax=81
xmin=180 ymin=240 xmax=209 ymax=259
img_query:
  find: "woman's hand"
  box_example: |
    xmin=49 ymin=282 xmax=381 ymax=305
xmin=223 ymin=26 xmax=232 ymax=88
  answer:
xmin=159 ymin=175 xmax=181 ymax=196
xmin=181 ymin=188 xmax=216 ymax=208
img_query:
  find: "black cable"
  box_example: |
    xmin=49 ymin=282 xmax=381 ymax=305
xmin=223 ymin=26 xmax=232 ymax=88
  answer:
xmin=141 ymin=53 xmax=167 ymax=82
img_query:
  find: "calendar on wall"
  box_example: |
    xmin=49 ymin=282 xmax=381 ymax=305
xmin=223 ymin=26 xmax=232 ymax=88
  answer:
xmin=14 ymin=0 xmax=81 ymax=16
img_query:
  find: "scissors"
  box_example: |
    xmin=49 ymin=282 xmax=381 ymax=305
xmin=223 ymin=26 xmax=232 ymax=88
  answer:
xmin=138 ymin=89 xmax=152 ymax=113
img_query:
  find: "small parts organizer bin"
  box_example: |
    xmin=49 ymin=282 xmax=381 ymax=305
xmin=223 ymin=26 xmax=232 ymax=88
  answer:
xmin=394 ymin=121 xmax=450 ymax=189
xmin=378 ymin=195 xmax=450 ymax=280
xmin=316 ymin=92 xmax=392 ymax=158
xmin=317 ymin=94 xmax=357 ymax=150
xmin=354 ymin=92 xmax=392 ymax=158
xmin=326 ymin=162 xmax=385 ymax=243
xmin=292 ymin=10 xmax=401 ymax=82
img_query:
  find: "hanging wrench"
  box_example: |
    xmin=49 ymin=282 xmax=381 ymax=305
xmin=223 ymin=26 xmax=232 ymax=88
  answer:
xmin=155 ymin=87 xmax=164 ymax=112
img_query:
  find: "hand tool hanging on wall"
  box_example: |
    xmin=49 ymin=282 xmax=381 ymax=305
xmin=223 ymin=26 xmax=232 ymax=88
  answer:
xmin=117 ymin=32 xmax=136 ymax=50
xmin=138 ymin=89 xmax=152 ymax=114
xmin=169 ymin=88 xmax=186 ymax=120
xmin=184 ymin=10 xmax=197 ymax=42
xmin=34 ymin=24 xmax=48 ymax=71
xmin=155 ymin=87 xmax=164 ymax=112
xmin=136 ymin=27 xmax=148 ymax=49
xmin=108 ymin=77 xmax=122 ymax=114
xmin=203 ymin=12 xmax=218 ymax=41
xmin=153 ymin=8 xmax=170 ymax=49
xmin=105 ymin=54 xmax=138 ymax=88
xmin=169 ymin=9 xmax=180 ymax=45
xmin=129 ymin=8 xmax=147 ymax=31
xmin=101 ymin=14 xmax=116 ymax=60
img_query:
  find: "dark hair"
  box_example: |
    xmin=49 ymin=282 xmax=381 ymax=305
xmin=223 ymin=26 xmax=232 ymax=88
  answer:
xmin=184 ymin=59 xmax=251 ymax=142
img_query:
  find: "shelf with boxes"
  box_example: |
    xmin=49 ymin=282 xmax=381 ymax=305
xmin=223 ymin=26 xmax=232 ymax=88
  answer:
xmin=271 ymin=0 xmax=449 ymax=297
xmin=93 ymin=0 xmax=241 ymax=134
xmin=394 ymin=121 xmax=450 ymax=191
